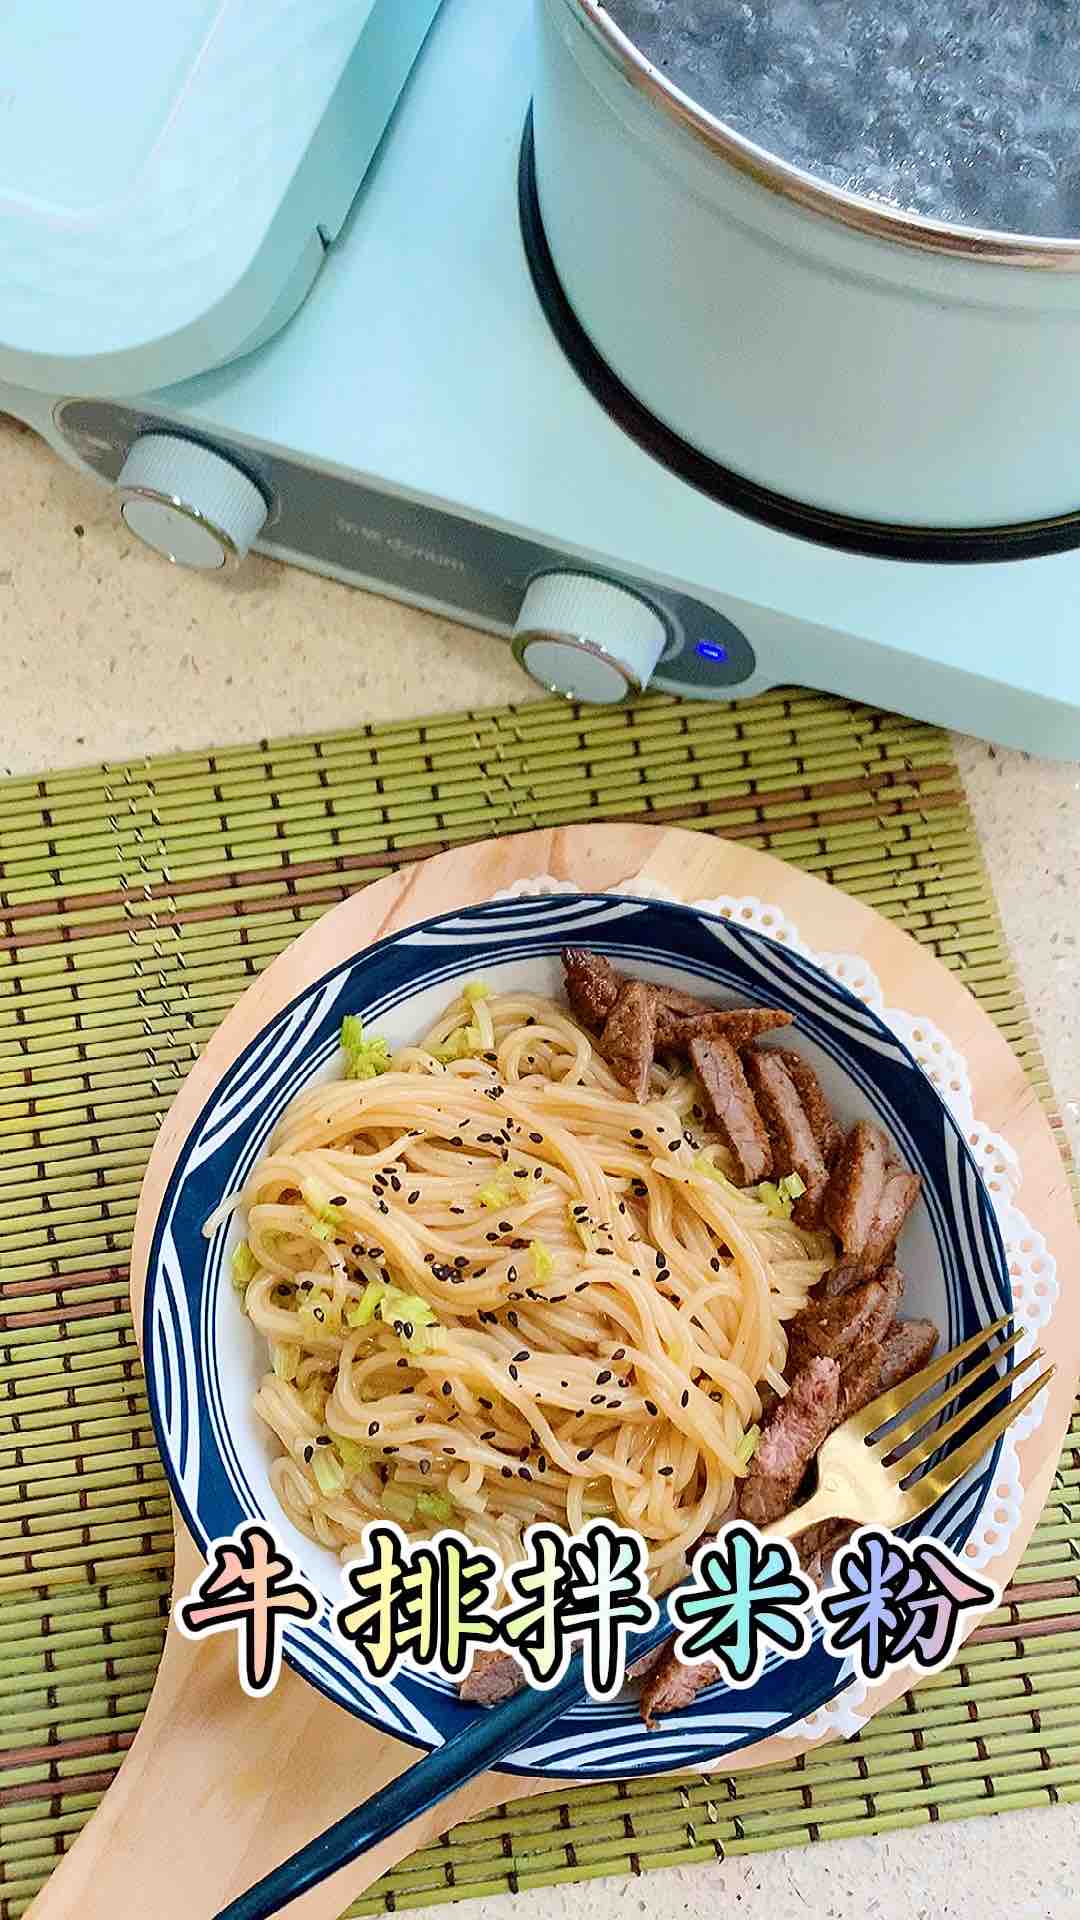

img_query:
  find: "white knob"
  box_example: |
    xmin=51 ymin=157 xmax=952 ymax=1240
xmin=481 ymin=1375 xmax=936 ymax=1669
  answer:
xmin=116 ymin=435 xmax=268 ymax=571
xmin=512 ymin=575 xmax=668 ymax=704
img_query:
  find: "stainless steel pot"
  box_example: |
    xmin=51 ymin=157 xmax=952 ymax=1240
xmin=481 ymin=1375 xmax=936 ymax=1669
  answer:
xmin=532 ymin=0 xmax=1080 ymax=531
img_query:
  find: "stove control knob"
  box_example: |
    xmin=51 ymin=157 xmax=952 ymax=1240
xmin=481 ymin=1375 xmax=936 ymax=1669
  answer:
xmin=512 ymin=574 xmax=667 ymax=705
xmin=116 ymin=435 xmax=268 ymax=571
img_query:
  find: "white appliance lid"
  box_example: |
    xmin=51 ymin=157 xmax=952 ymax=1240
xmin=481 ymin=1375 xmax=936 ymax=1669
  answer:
xmin=0 ymin=0 xmax=443 ymax=397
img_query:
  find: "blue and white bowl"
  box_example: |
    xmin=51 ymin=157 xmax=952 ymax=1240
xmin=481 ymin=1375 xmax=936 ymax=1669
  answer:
xmin=142 ymin=892 xmax=1010 ymax=1777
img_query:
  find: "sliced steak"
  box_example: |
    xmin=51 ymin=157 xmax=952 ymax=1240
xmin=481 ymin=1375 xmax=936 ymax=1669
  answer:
xmin=855 ymin=1167 xmax=922 ymax=1278
xmin=563 ymin=948 xmax=620 ymax=1029
xmin=739 ymin=1355 xmax=841 ymax=1527
xmin=640 ymin=1647 xmax=715 ymax=1725
xmin=600 ymin=979 xmax=658 ymax=1103
xmin=879 ymin=1317 xmax=939 ymax=1391
xmin=460 ymin=1648 xmax=525 ymax=1705
xmin=823 ymin=1121 xmax=889 ymax=1265
xmin=794 ymin=1517 xmax=855 ymax=1585
xmin=771 ymin=1049 xmax=837 ymax=1159
xmin=656 ymin=1001 xmax=794 ymax=1055
xmin=838 ymin=1339 xmax=884 ymax=1422
xmin=690 ymin=1033 xmax=772 ymax=1185
xmin=743 ymin=1048 xmax=828 ymax=1228
xmin=786 ymin=1267 xmax=903 ymax=1376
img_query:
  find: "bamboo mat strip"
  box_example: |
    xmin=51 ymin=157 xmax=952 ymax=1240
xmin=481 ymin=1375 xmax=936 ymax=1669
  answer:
xmin=0 ymin=688 xmax=1076 ymax=1920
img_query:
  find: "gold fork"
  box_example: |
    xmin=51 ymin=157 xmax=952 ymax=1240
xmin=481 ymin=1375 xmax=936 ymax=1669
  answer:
xmin=765 ymin=1314 xmax=1054 ymax=1541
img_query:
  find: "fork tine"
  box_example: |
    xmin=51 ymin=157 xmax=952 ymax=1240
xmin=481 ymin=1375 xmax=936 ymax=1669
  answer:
xmin=901 ymin=1365 xmax=1055 ymax=1523
xmin=849 ymin=1312 xmax=1012 ymax=1441
xmin=891 ymin=1348 xmax=1044 ymax=1480
xmin=872 ymin=1328 xmax=1024 ymax=1456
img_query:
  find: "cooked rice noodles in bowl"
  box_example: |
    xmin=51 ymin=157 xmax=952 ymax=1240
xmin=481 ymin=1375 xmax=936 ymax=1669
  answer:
xmin=221 ymin=986 xmax=833 ymax=1590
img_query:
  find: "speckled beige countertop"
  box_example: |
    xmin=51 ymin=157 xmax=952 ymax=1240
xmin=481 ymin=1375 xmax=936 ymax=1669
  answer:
xmin=1 ymin=412 xmax=1077 ymax=1917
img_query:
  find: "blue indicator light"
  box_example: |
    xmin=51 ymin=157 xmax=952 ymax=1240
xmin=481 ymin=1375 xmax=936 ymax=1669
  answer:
xmin=696 ymin=641 xmax=729 ymax=663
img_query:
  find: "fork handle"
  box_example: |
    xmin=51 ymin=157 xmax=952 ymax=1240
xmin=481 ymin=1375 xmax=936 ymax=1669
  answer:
xmin=763 ymin=1486 xmax=842 ymax=1543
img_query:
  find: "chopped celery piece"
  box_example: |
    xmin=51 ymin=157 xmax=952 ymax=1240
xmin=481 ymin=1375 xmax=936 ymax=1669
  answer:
xmin=271 ymin=1343 xmax=300 ymax=1382
xmin=530 ymin=1240 xmax=554 ymax=1284
xmin=311 ymin=1447 xmax=346 ymax=1497
xmin=333 ymin=1435 xmax=370 ymax=1473
xmin=231 ymin=1241 xmax=257 ymax=1295
xmin=383 ymin=1487 xmax=416 ymax=1524
xmin=736 ymin=1424 xmax=760 ymax=1466
xmin=780 ymin=1171 xmax=806 ymax=1202
xmin=416 ymin=1491 xmax=454 ymax=1525
xmin=340 ymin=1012 xmax=391 ymax=1081
xmin=463 ymin=980 xmax=490 ymax=1005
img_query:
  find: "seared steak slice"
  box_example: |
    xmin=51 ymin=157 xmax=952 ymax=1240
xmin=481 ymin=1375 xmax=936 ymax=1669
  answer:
xmin=771 ymin=1049 xmax=838 ymax=1161
xmin=743 ymin=1049 xmax=828 ymax=1227
xmin=739 ymin=1355 xmax=841 ymax=1527
xmin=824 ymin=1121 xmax=889 ymax=1264
xmin=879 ymin=1317 xmax=938 ymax=1391
xmin=656 ymin=1001 xmax=794 ymax=1055
xmin=460 ymin=1648 xmax=524 ymax=1705
xmin=786 ymin=1267 xmax=903 ymax=1375
xmin=640 ymin=1647 xmax=715 ymax=1725
xmin=855 ymin=1167 xmax=922 ymax=1278
xmin=794 ymin=1517 xmax=855 ymax=1586
xmin=838 ymin=1339 xmax=885 ymax=1422
xmin=601 ymin=980 xmax=657 ymax=1103
xmin=563 ymin=948 xmax=620 ymax=1029
xmin=690 ymin=1033 xmax=772 ymax=1185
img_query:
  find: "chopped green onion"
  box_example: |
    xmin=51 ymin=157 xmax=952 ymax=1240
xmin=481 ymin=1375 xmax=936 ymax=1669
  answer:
xmin=311 ymin=1448 xmax=346 ymax=1497
xmin=478 ymin=1175 xmax=515 ymax=1211
xmin=298 ymin=1289 xmax=342 ymax=1337
xmin=382 ymin=1487 xmax=416 ymax=1524
xmin=780 ymin=1171 xmax=806 ymax=1201
xmin=340 ymin=1012 xmax=391 ymax=1081
xmin=736 ymin=1424 xmax=760 ymax=1466
xmin=333 ymin=1435 xmax=370 ymax=1473
xmin=752 ymin=1171 xmax=807 ymax=1219
xmin=231 ymin=1241 xmax=257 ymax=1296
xmin=432 ymin=1023 xmax=483 ymax=1063
xmin=271 ymin=1343 xmax=300 ymax=1381
xmin=692 ymin=1154 xmax=736 ymax=1189
xmin=416 ymin=1491 xmax=454 ymax=1525
xmin=463 ymin=980 xmax=490 ymax=1005
xmin=530 ymin=1240 xmax=554 ymax=1284
xmin=300 ymin=1382 xmax=329 ymax=1422
xmin=345 ymin=1282 xmax=386 ymax=1328
xmin=567 ymin=1203 xmax=596 ymax=1251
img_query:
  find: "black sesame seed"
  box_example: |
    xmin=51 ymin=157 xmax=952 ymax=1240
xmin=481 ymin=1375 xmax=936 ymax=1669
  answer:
xmin=419 ymin=1459 xmax=431 ymax=1475
xmin=444 ymin=1447 xmax=457 ymax=1456
xmin=481 ymin=1429 xmax=496 ymax=1441
xmin=368 ymin=1422 xmax=380 ymax=1436
xmin=507 ymin=1265 xmax=518 ymax=1282
xmin=507 ymin=1311 xmax=520 ymax=1327
xmin=312 ymin=1307 xmax=325 ymax=1323
xmin=645 ymin=1400 xmax=659 ymax=1417
xmin=577 ymin=1448 xmax=594 ymax=1462
xmin=575 ymin=1282 xmax=588 ymax=1294
xmin=513 ymin=1349 xmax=530 ymax=1363
xmin=390 ymin=1175 xmax=402 ymax=1193
xmin=330 ymin=1195 xmax=347 ymax=1208
xmin=511 ymin=1238 xmax=529 ymax=1250
xmin=630 ymin=1128 xmax=644 ymax=1140
xmin=424 ymin=1252 xmax=436 ymax=1264
xmin=710 ymin=1257 xmax=721 ymax=1273
xmin=479 ymin=1397 xmax=494 ymax=1410
xmin=659 ymin=1465 xmax=674 ymax=1478
xmin=450 ymin=1206 xmax=465 ymax=1215
xmin=450 ymin=1136 xmax=464 ymax=1147
xmin=656 ymin=1268 xmax=670 ymax=1284
xmin=508 ymin=1365 xmax=519 ymax=1382
xmin=454 ymin=1254 xmax=468 ymax=1268
xmin=530 ymin=1132 xmax=544 ymax=1144
xmin=397 ymin=1357 xmax=409 ymax=1369
xmin=612 ymin=1348 xmax=626 ymax=1361
xmin=441 ymin=1381 xmax=452 ymax=1397
xmin=518 ymin=1466 xmax=532 ymax=1480
xmin=499 ymin=1221 xmax=513 ymax=1234
xmin=501 ymin=1466 xmax=513 ymax=1479
xmin=408 ymin=1190 xmax=421 ymax=1205
xmin=668 ymin=1140 xmax=681 ymax=1153
xmin=303 ymin=1445 xmax=313 ymax=1464
xmin=590 ymin=1393 xmax=604 ymax=1405
xmin=315 ymin=1434 xmax=332 ymax=1447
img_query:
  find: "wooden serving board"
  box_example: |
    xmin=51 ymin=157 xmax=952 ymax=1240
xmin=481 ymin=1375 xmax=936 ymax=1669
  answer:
xmin=29 ymin=825 xmax=1080 ymax=1920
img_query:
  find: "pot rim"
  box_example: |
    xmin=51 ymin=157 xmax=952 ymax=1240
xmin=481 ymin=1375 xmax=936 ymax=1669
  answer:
xmin=561 ymin=0 xmax=1080 ymax=272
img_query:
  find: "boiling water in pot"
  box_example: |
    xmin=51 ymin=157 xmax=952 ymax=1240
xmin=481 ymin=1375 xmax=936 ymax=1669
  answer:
xmin=601 ymin=0 xmax=1080 ymax=238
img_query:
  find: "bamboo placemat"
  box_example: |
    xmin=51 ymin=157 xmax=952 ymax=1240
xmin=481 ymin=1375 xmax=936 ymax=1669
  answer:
xmin=1 ymin=687 xmax=1077 ymax=1919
